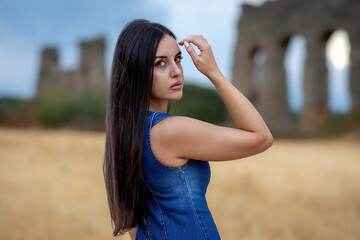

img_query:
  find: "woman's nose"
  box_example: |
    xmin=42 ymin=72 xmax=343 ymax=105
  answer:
xmin=170 ymin=61 xmax=182 ymax=78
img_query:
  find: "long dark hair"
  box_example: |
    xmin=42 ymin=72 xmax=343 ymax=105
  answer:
xmin=103 ymin=19 xmax=176 ymax=236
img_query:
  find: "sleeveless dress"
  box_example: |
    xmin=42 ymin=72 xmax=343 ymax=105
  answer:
xmin=136 ymin=110 xmax=221 ymax=240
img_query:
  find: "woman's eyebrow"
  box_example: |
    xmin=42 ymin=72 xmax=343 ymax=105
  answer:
xmin=155 ymin=51 xmax=182 ymax=59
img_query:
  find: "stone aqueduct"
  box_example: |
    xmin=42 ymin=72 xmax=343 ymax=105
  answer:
xmin=232 ymin=0 xmax=360 ymax=132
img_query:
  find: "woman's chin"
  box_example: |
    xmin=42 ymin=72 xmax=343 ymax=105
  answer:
xmin=171 ymin=92 xmax=183 ymax=101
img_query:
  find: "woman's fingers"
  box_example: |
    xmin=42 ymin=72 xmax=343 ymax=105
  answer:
xmin=178 ymin=34 xmax=221 ymax=79
xmin=182 ymin=41 xmax=200 ymax=64
xmin=179 ymin=34 xmax=209 ymax=52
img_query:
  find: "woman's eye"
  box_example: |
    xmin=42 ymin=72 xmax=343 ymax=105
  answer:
xmin=175 ymin=56 xmax=183 ymax=63
xmin=155 ymin=60 xmax=166 ymax=67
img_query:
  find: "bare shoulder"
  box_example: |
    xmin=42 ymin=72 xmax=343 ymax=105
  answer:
xmin=152 ymin=116 xmax=214 ymax=136
xmin=151 ymin=116 xmax=223 ymax=147
xmin=150 ymin=116 xmax=201 ymax=168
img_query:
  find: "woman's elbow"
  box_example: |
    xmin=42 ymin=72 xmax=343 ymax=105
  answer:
xmin=235 ymin=132 xmax=273 ymax=158
xmin=234 ymin=129 xmax=273 ymax=158
xmin=260 ymin=130 xmax=273 ymax=151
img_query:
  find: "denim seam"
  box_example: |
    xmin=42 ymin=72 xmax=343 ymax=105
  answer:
xmin=148 ymin=111 xmax=188 ymax=171
xmin=181 ymin=170 xmax=209 ymax=240
xmin=144 ymin=216 xmax=150 ymax=240
xmin=147 ymin=184 xmax=168 ymax=240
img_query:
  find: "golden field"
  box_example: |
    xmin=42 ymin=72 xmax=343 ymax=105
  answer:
xmin=0 ymin=126 xmax=359 ymax=240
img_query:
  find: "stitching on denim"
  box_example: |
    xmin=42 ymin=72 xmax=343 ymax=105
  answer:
xmin=148 ymin=111 xmax=188 ymax=171
xmin=144 ymin=216 xmax=150 ymax=239
xmin=144 ymin=180 xmax=168 ymax=240
xmin=181 ymin=170 xmax=209 ymax=240
xmin=150 ymin=190 xmax=168 ymax=240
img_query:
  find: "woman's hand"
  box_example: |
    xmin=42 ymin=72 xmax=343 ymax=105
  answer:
xmin=178 ymin=35 xmax=222 ymax=80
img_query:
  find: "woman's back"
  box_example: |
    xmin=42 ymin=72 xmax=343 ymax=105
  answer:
xmin=136 ymin=110 xmax=221 ymax=239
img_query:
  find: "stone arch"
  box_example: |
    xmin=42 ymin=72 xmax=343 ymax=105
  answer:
xmin=257 ymin=36 xmax=292 ymax=132
xmin=252 ymin=48 xmax=266 ymax=87
xmin=232 ymin=41 xmax=264 ymax=103
xmin=284 ymin=35 xmax=306 ymax=113
xmin=326 ymin=29 xmax=351 ymax=113
xmin=249 ymin=45 xmax=266 ymax=108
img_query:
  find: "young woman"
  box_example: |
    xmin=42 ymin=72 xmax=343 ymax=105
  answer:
xmin=103 ymin=19 xmax=273 ymax=240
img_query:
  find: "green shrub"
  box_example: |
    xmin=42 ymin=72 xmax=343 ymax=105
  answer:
xmin=35 ymin=88 xmax=108 ymax=129
xmin=72 ymin=88 xmax=107 ymax=130
xmin=36 ymin=90 xmax=78 ymax=127
xmin=169 ymin=83 xmax=226 ymax=124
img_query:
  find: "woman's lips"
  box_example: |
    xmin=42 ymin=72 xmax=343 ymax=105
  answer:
xmin=170 ymin=81 xmax=183 ymax=90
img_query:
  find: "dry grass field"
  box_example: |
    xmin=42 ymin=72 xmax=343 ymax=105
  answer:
xmin=0 ymin=126 xmax=359 ymax=240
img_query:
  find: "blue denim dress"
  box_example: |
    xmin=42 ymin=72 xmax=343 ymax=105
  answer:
xmin=136 ymin=110 xmax=221 ymax=240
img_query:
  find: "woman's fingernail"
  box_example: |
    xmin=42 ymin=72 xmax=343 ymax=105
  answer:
xmin=184 ymin=41 xmax=189 ymax=48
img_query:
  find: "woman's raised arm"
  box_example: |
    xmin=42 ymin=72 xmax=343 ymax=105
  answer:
xmin=150 ymin=35 xmax=273 ymax=166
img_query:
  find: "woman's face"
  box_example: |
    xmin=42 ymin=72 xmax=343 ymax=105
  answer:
xmin=150 ymin=34 xmax=184 ymax=107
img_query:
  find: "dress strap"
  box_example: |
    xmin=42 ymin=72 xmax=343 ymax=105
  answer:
xmin=150 ymin=111 xmax=172 ymax=128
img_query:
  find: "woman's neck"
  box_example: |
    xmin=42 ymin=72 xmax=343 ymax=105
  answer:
xmin=149 ymin=100 xmax=168 ymax=113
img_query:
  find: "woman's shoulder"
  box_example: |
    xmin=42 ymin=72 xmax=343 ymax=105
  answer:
xmin=150 ymin=113 xmax=212 ymax=138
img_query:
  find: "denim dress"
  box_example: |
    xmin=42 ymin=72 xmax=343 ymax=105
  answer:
xmin=136 ymin=110 xmax=221 ymax=240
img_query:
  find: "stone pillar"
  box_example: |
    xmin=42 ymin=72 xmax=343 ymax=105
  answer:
xmin=259 ymin=42 xmax=291 ymax=133
xmin=232 ymin=42 xmax=256 ymax=102
xmin=78 ymin=36 xmax=108 ymax=93
xmin=349 ymin=31 xmax=360 ymax=112
xmin=36 ymin=47 xmax=61 ymax=97
xmin=300 ymin=35 xmax=329 ymax=131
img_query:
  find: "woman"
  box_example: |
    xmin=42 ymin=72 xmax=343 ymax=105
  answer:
xmin=103 ymin=19 xmax=273 ymax=240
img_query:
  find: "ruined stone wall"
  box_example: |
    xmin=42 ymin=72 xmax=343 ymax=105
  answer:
xmin=78 ymin=37 xmax=107 ymax=92
xmin=36 ymin=47 xmax=61 ymax=96
xmin=36 ymin=36 xmax=108 ymax=97
xmin=233 ymin=0 xmax=360 ymax=133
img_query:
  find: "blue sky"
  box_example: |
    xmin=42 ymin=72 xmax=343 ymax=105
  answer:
xmin=0 ymin=0 xmax=351 ymax=113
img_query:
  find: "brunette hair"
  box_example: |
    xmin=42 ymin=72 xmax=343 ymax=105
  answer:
xmin=103 ymin=19 xmax=176 ymax=236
